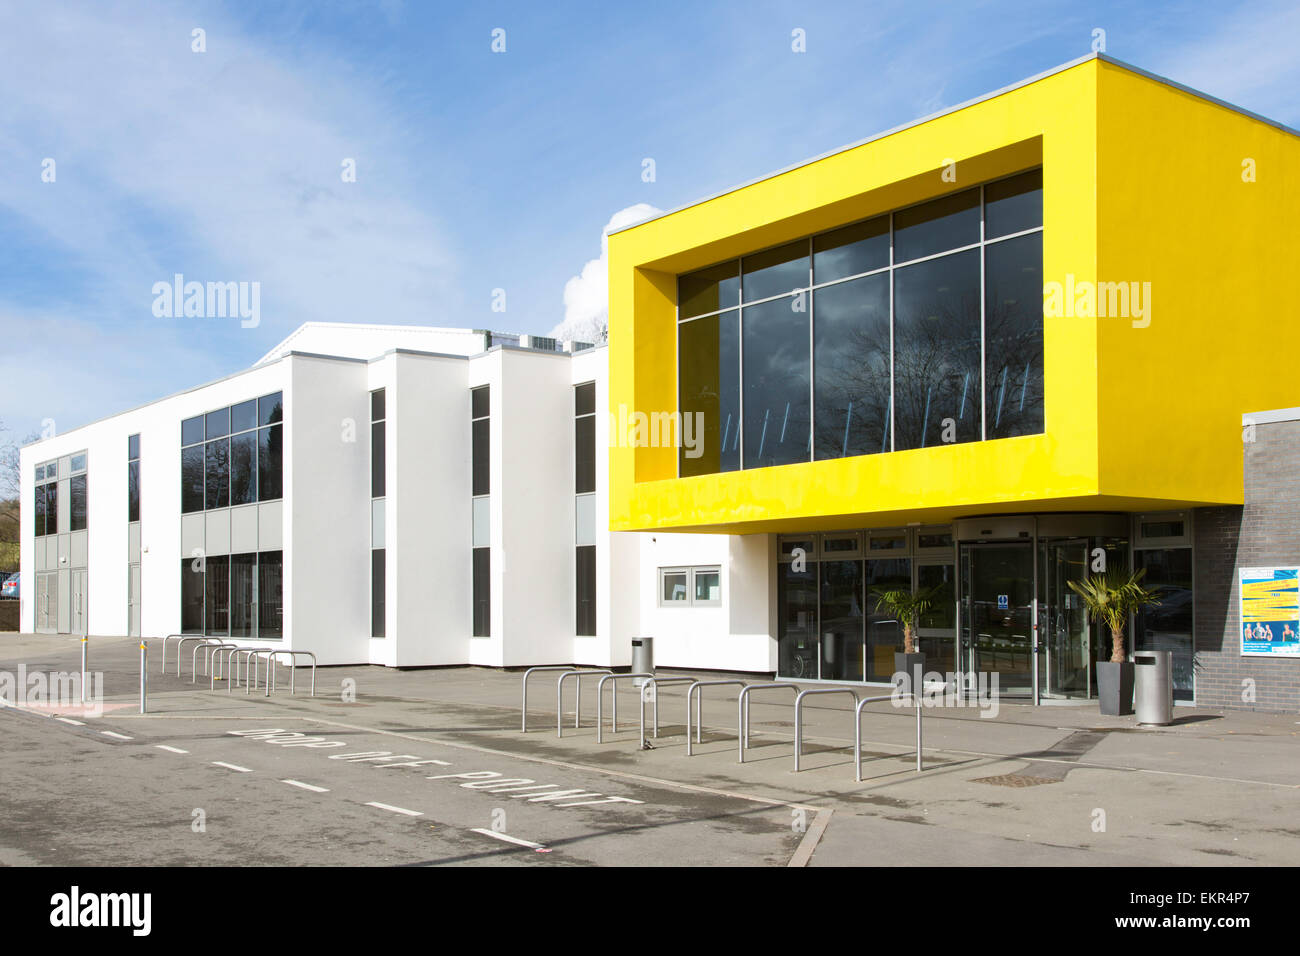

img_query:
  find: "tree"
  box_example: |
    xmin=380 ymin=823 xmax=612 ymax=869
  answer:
xmin=871 ymin=584 xmax=943 ymax=655
xmin=1067 ymin=567 xmax=1160 ymax=663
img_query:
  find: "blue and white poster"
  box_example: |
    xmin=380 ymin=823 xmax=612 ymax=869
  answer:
xmin=1239 ymin=567 xmax=1300 ymax=657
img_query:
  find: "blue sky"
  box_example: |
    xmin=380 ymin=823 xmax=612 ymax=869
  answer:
xmin=2 ymin=0 xmax=1298 ymax=440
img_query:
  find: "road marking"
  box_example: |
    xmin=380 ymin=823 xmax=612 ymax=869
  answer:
xmin=470 ymin=828 xmax=546 ymax=850
xmin=212 ymin=761 xmax=253 ymax=773
xmin=101 ymin=730 xmax=133 ymax=740
xmin=156 ymin=745 xmax=189 ymax=754
xmin=55 ymin=717 xmax=85 ymax=726
xmin=282 ymin=779 xmax=329 ymax=793
xmin=365 ymin=801 xmax=422 ymax=817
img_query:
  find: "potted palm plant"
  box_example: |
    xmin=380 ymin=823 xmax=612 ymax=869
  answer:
xmin=1067 ymin=567 xmax=1160 ymax=716
xmin=872 ymin=584 xmax=942 ymax=695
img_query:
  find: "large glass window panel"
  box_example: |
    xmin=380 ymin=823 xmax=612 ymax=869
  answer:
xmin=472 ymin=548 xmax=490 ymax=637
xmin=128 ymin=461 xmax=140 ymax=522
xmin=866 ymin=558 xmax=912 ymax=682
xmin=1135 ymin=548 xmax=1194 ymax=702
xmin=742 ymin=241 xmax=808 ymax=303
xmin=181 ymin=558 xmax=204 ymax=634
xmin=230 ymin=553 xmax=257 ymax=638
xmin=70 ymin=475 xmax=87 ymax=532
xmin=916 ymin=562 xmax=957 ymax=675
xmin=575 ymin=414 xmax=595 ymax=494
xmin=678 ymin=310 xmax=740 ymax=476
xmin=257 ymin=425 xmax=283 ymax=501
xmin=182 ymin=416 xmax=204 ymax=446
xmin=984 ymin=169 xmax=1043 ymax=239
xmin=471 ymin=419 xmax=489 ymax=496
xmin=230 ymin=399 xmax=256 ymax=433
xmin=45 ymin=482 xmax=57 ymax=533
xmin=778 ymin=561 xmax=819 ymax=679
xmin=371 ymin=548 xmax=386 ymax=638
xmin=742 ymin=297 xmax=810 ymax=469
xmin=984 ymin=233 xmax=1044 ymax=439
xmin=371 ymin=420 xmax=386 ymax=498
xmin=575 ymin=382 xmax=595 ymax=417
xmin=259 ymin=392 xmax=283 ymax=426
xmin=820 ymin=560 xmax=865 ymax=681
xmin=576 ymin=545 xmax=596 ymax=636
xmin=893 ymin=249 xmax=981 ymax=450
xmin=814 ymin=273 xmax=891 ymax=459
xmin=204 ymin=438 xmax=230 ymax=510
xmin=471 ymin=385 xmax=489 ymax=419
xmin=679 ymin=262 xmax=739 ymax=319
xmin=257 ymin=551 xmax=283 ymax=639
xmin=204 ymin=555 xmax=230 ymax=636
xmin=205 ymin=407 xmax=230 ymax=440
xmin=893 ymin=188 xmax=980 ymax=263
xmin=813 ymin=216 xmax=889 ymax=284
xmin=230 ymin=431 xmax=257 ymax=505
xmin=34 ymin=482 xmax=46 ymax=536
xmin=181 ymin=446 xmax=204 ymax=513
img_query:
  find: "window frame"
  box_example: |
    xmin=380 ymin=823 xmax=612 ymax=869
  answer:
xmin=657 ymin=565 xmax=723 ymax=608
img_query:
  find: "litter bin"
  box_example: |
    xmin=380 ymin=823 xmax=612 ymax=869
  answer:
xmin=1134 ymin=650 xmax=1173 ymax=725
xmin=631 ymin=637 xmax=654 ymax=686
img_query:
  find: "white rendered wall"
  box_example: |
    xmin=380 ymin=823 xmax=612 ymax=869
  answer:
xmin=256 ymin=324 xmax=498 ymax=366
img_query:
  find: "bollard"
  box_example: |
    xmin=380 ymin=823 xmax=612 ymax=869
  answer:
xmin=80 ymin=637 xmax=88 ymax=704
xmin=139 ymin=641 xmax=147 ymax=714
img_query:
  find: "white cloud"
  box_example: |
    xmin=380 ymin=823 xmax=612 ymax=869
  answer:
xmin=550 ymin=203 xmax=661 ymax=343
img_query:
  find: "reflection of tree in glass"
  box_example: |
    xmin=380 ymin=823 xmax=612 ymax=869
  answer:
xmin=892 ymin=291 xmax=981 ymax=450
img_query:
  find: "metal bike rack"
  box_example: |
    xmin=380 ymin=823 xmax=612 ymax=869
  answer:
xmin=159 ymin=634 xmax=186 ymax=674
xmin=520 ymin=665 xmax=583 ymax=732
xmin=793 ymin=687 xmax=861 ymax=772
xmin=220 ymin=646 xmax=274 ymax=692
xmin=855 ymin=692 xmax=924 ymax=780
xmin=737 ymin=682 xmax=799 ymax=762
xmin=685 ymin=679 xmax=747 ymax=756
xmin=183 ymin=637 xmax=221 ymax=680
xmin=261 ymin=650 xmax=317 ymax=697
xmin=192 ymin=641 xmax=235 ymax=683
xmin=637 ymin=677 xmax=695 ymax=741
xmin=555 ymin=669 xmax=613 ymax=737
xmin=595 ymin=673 xmax=652 ymax=743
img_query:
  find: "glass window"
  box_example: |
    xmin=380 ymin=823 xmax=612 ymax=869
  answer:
xmin=1134 ymin=548 xmax=1194 ymax=702
xmin=472 ymin=548 xmax=490 ymax=636
xmin=371 ymin=420 xmax=386 ymax=499
xmin=820 ymin=559 xmax=865 ymax=681
xmin=70 ymin=453 xmax=86 ymax=473
xmin=984 ymin=169 xmax=1043 ymax=240
xmin=778 ymin=561 xmax=819 ymax=679
xmin=660 ymin=569 xmax=688 ymax=605
xmin=34 ymin=482 xmax=46 ymax=537
xmin=258 ymin=551 xmax=283 ymax=639
xmin=679 ymin=262 xmax=739 ymax=319
xmin=259 ymin=392 xmax=283 ymax=426
xmin=182 ymin=416 xmax=204 ymax=446
xmin=893 ymin=249 xmax=981 ymax=450
xmin=984 ymin=233 xmax=1044 ymax=439
xmin=45 ymin=481 xmax=57 ymax=534
xmin=46 ymin=460 xmax=56 ymax=478
xmin=472 ymin=419 xmax=489 ymax=497
xmin=204 ymin=555 xmax=230 ymax=636
xmin=822 ymin=536 xmax=859 ymax=554
xmin=866 ymin=558 xmax=912 ymax=681
xmin=205 ymin=439 xmax=230 ymax=510
xmin=371 ymin=388 xmax=386 ymax=423
xmin=869 ymin=533 xmax=907 ymax=551
xmin=128 ymin=434 xmax=140 ymax=461
xmin=230 ymin=553 xmax=257 ymax=638
xmin=231 ymin=399 xmax=257 ymax=433
xmin=181 ymin=446 xmax=204 ymax=513
xmin=205 ymin=407 xmax=230 ymax=440
xmin=679 ymin=310 xmax=741 ymax=476
xmin=372 ymin=548 xmax=386 ymax=638
xmin=128 ymin=460 xmax=140 ymax=523
xmin=181 ymin=558 xmax=204 ymax=634
xmin=574 ymin=381 xmax=596 ymax=417
xmin=575 ymin=414 xmax=595 ymax=495
xmin=35 ymin=464 xmax=44 ymax=481
xmin=258 ymin=425 xmax=283 ymax=501
xmin=780 ymin=537 xmax=815 ymax=560
xmin=814 ymin=272 xmax=891 ymax=459
xmin=471 ymin=385 xmax=489 ymax=419
xmin=814 ymin=216 xmax=889 ymax=284
xmin=917 ymin=530 xmax=954 ymax=549
xmin=1141 ymin=520 xmax=1185 ymax=540
xmin=893 ymin=188 xmax=980 ymax=263
xmin=230 ymin=431 xmax=257 ymax=505
xmin=742 ymin=297 xmax=810 ymax=469
xmin=70 ymin=475 xmax=87 ymax=532
xmin=742 ymin=241 xmax=808 ymax=303
xmin=693 ymin=568 xmax=721 ymax=605
xmin=576 ymin=545 xmax=597 ymax=636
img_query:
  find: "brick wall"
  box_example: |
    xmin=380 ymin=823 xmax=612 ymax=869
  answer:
xmin=1193 ymin=416 xmax=1300 ymax=712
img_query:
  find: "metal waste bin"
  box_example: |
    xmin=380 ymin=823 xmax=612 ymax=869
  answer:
xmin=631 ymin=637 xmax=654 ymax=686
xmin=1134 ymin=650 xmax=1173 ymax=725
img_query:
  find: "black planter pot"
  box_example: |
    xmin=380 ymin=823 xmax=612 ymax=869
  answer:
xmin=1096 ymin=661 xmax=1135 ymax=716
xmin=894 ymin=651 xmax=925 ymax=697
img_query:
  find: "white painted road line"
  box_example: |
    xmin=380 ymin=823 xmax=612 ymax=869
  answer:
xmin=470 ymin=828 xmax=547 ymax=850
xmin=212 ymin=761 xmax=253 ymax=773
xmin=365 ymin=801 xmax=423 ymax=817
xmin=282 ymin=779 xmax=330 ymax=793
xmin=101 ymin=731 xmax=133 ymax=740
xmin=156 ymin=745 xmax=189 ymax=754
xmin=55 ymin=717 xmax=85 ymax=726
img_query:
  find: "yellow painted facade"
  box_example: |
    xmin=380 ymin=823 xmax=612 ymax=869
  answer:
xmin=607 ymin=55 xmax=1300 ymax=534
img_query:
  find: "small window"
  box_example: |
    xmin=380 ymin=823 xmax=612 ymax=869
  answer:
xmin=869 ymin=533 xmax=908 ymax=551
xmin=822 ymin=535 xmax=860 ymax=554
xmin=371 ymin=388 xmax=386 ymax=423
xmin=128 ymin=434 xmax=140 ymax=461
xmin=70 ymin=453 xmax=86 ymax=473
xmin=659 ymin=567 xmax=722 ymax=607
xmin=35 ymin=464 xmax=44 ymax=481
xmin=917 ymin=530 xmax=954 ymax=550
xmin=259 ymin=392 xmax=284 ymax=426
xmin=575 ymin=382 xmax=596 ymax=417
xmin=205 ymin=407 xmax=230 ymax=440
xmin=779 ymin=537 xmax=815 ymax=561
xmin=231 ymin=399 xmax=258 ymax=433
xmin=693 ymin=568 xmax=721 ymax=606
xmin=1141 ymin=520 xmax=1184 ymax=539
xmin=182 ymin=416 xmax=204 ymax=446
xmin=471 ymin=385 xmax=489 ymax=420
xmin=660 ymin=569 xmax=689 ymax=605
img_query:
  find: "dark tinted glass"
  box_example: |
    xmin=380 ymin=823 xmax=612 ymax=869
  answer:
xmin=205 ymin=407 xmax=230 ymax=440
xmin=742 ymin=297 xmax=810 ymax=469
xmin=128 ymin=434 xmax=140 ymax=461
xmin=181 ymin=446 xmax=204 ymax=513
xmin=230 ymin=553 xmax=256 ymax=638
xmin=1134 ymin=548 xmax=1193 ymax=701
xmin=70 ymin=475 xmax=87 ymax=532
xmin=679 ymin=262 xmax=740 ymax=318
xmin=742 ymin=240 xmax=808 ymax=303
xmin=575 ymin=382 xmax=595 ymax=417
xmin=893 ymin=189 xmax=979 ymax=263
xmin=778 ymin=562 xmax=819 ymax=679
xmin=204 ymin=555 xmax=230 ymax=636
xmin=230 ymin=431 xmax=257 ymax=505
xmin=814 ymin=216 xmax=889 ymax=283
xmin=371 ymin=389 xmax=386 ymax=423
xmin=472 ymin=548 xmax=491 ymax=637
xmin=576 ymin=545 xmax=596 ymax=636
xmin=678 ymin=310 xmax=740 ymax=476
xmin=866 ymin=557 xmax=912 ymax=681
xmin=814 ymin=273 xmax=891 ymax=459
xmin=472 ymin=419 xmax=489 ymax=496
xmin=231 ymin=399 xmax=257 ymax=433
xmin=34 ymin=482 xmax=46 ymax=536
xmin=575 ymin=415 xmax=596 ymax=494
xmin=371 ymin=548 xmax=386 ymax=638
xmin=205 ymin=439 xmax=229 ymax=509
xmin=471 ymin=385 xmax=489 ymax=419
xmin=35 ymin=464 xmax=44 ymax=481
xmin=182 ymin=416 xmax=204 ymax=446
xmin=128 ymin=461 xmax=140 ymax=522
xmin=45 ymin=481 xmax=57 ymax=532
xmin=258 ymin=551 xmax=283 ymax=639
xmin=258 ymin=425 xmax=283 ymax=501
xmin=984 ymin=169 xmax=1042 ymax=239
xmin=259 ymin=392 xmax=283 ymax=426
xmin=820 ymin=560 xmax=865 ymax=681
xmin=984 ymin=233 xmax=1043 ymax=439
xmin=371 ymin=421 xmax=386 ymax=498
xmin=893 ymin=249 xmax=981 ymax=450
xmin=181 ymin=559 xmax=204 ymax=634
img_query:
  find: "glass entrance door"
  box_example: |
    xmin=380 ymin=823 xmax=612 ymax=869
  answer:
xmin=1038 ymin=538 xmax=1092 ymax=698
xmin=959 ymin=542 xmax=1034 ymax=696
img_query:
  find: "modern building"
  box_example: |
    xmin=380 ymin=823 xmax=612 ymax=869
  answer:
xmin=606 ymin=53 xmax=1300 ymax=712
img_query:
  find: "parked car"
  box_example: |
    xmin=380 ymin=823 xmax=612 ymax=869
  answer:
xmin=1 ymin=573 xmax=19 ymax=600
